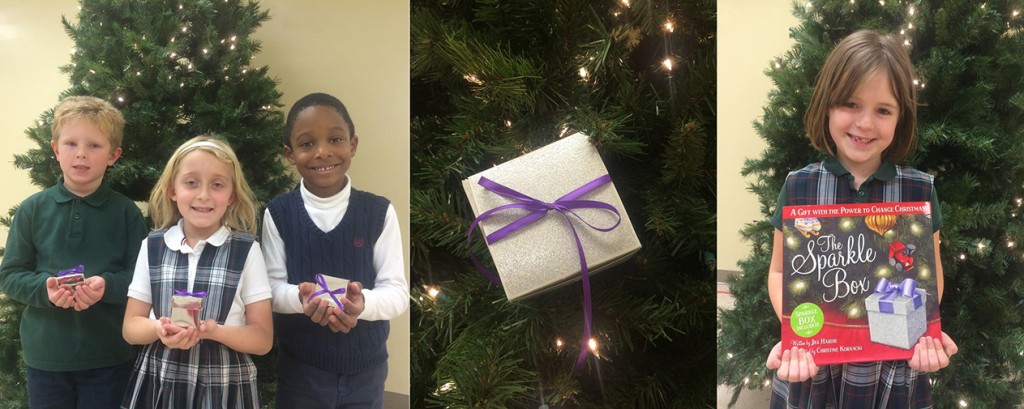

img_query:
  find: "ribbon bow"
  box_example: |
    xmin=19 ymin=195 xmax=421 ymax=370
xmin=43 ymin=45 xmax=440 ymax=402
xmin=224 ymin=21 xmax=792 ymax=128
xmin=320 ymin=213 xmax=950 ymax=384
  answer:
xmin=57 ymin=265 xmax=84 ymax=277
xmin=466 ymin=174 xmax=622 ymax=371
xmin=874 ymin=278 xmax=917 ymax=314
xmin=307 ymin=273 xmax=346 ymax=311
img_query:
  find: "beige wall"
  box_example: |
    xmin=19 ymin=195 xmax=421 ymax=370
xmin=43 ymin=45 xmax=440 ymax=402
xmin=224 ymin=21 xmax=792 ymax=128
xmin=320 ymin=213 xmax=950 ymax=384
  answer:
xmin=717 ymin=0 xmax=798 ymax=272
xmin=0 ymin=1 xmax=410 ymax=396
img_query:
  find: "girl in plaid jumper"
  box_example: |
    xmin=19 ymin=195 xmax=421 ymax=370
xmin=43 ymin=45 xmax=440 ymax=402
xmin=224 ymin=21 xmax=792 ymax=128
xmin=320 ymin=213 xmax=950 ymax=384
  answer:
xmin=765 ymin=30 xmax=958 ymax=408
xmin=121 ymin=137 xmax=273 ymax=408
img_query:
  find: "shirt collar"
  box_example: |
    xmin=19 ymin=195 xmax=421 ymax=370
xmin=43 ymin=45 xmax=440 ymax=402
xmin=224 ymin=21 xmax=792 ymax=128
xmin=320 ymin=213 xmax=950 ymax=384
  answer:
xmin=823 ymin=157 xmax=896 ymax=182
xmin=52 ymin=177 xmax=113 ymax=206
xmin=300 ymin=175 xmax=351 ymax=208
xmin=163 ymin=219 xmax=231 ymax=252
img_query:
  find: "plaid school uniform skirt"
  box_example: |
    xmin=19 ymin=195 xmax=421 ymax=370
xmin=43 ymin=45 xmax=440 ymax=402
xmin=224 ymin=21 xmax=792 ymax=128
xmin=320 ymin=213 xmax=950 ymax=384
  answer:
xmin=770 ymin=360 xmax=932 ymax=409
xmin=122 ymin=230 xmax=260 ymax=408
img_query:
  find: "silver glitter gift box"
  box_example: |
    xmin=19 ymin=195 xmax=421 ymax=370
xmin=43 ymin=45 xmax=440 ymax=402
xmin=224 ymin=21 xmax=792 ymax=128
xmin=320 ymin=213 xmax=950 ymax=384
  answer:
xmin=462 ymin=133 xmax=641 ymax=301
xmin=864 ymin=289 xmax=927 ymax=350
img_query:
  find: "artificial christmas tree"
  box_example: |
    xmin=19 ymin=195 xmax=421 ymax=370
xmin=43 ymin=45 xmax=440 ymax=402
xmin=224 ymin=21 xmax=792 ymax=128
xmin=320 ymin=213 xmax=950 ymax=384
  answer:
xmin=411 ymin=0 xmax=716 ymax=407
xmin=718 ymin=1 xmax=1024 ymax=407
xmin=0 ymin=0 xmax=291 ymax=405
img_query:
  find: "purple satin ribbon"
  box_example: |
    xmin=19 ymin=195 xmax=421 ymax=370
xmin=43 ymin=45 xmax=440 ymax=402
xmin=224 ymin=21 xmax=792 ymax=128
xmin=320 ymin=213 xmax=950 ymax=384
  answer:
xmin=173 ymin=289 xmax=208 ymax=298
xmin=466 ymin=174 xmax=622 ymax=371
xmin=308 ymin=273 xmax=346 ymax=311
xmin=57 ymin=265 xmax=84 ymax=277
xmin=874 ymin=278 xmax=919 ymax=314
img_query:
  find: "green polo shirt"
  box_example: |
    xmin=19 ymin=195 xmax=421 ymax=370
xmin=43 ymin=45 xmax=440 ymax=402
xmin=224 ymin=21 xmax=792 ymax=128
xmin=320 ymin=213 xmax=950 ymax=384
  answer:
xmin=0 ymin=178 xmax=147 ymax=371
xmin=770 ymin=157 xmax=942 ymax=231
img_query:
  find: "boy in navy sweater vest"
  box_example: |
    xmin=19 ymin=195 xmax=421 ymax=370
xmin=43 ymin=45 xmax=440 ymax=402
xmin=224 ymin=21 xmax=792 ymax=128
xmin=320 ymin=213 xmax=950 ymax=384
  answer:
xmin=262 ymin=93 xmax=409 ymax=409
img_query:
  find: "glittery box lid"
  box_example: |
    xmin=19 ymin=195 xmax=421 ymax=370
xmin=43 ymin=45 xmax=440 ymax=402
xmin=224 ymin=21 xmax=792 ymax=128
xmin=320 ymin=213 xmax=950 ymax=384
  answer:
xmin=462 ymin=133 xmax=642 ymax=301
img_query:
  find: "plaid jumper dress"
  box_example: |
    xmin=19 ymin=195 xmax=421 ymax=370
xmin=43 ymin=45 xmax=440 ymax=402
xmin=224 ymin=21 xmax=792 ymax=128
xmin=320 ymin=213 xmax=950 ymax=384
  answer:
xmin=122 ymin=229 xmax=259 ymax=409
xmin=770 ymin=160 xmax=936 ymax=409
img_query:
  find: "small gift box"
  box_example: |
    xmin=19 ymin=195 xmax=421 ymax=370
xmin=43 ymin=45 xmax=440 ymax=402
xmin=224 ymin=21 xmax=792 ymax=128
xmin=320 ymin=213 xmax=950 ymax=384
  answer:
xmin=56 ymin=265 xmax=85 ymax=288
xmin=307 ymin=274 xmax=348 ymax=310
xmin=865 ymin=278 xmax=928 ymax=350
xmin=462 ymin=132 xmax=641 ymax=301
xmin=170 ymin=290 xmax=206 ymax=328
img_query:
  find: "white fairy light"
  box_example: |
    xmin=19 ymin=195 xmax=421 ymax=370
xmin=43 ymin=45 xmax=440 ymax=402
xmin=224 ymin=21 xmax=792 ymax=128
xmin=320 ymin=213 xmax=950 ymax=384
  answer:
xmin=664 ymin=21 xmax=675 ymax=32
xmin=588 ymin=338 xmax=599 ymax=352
xmin=662 ymin=58 xmax=673 ymax=71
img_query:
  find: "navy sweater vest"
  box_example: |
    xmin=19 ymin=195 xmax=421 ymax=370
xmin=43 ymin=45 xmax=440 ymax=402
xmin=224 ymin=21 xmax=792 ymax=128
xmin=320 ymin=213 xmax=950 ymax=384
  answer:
xmin=268 ymin=188 xmax=390 ymax=374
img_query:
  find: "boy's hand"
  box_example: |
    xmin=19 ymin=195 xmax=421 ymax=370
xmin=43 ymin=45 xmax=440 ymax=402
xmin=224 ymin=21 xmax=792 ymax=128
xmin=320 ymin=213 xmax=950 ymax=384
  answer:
xmin=156 ymin=317 xmax=200 ymax=349
xmin=766 ymin=342 xmax=819 ymax=382
xmin=327 ymin=281 xmax=365 ymax=334
xmin=45 ymin=277 xmax=76 ymax=309
xmin=299 ymin=282 xmax=335 ymax=327
xmin=72 ymin=276 xmax=106 ymax=311
xmin=909 ymin=332 xmax=958 ymax=372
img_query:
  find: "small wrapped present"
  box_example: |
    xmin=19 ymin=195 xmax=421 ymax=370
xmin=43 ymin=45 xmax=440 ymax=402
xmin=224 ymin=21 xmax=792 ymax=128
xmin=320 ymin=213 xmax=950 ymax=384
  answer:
xmin=170 ymin=289 xmax=206 ymax=328
xmin=307 ymin=273 xmax=348 ymax=310
xmin=462 ymin=132 xmax=641 ymax=301
xmin=56 ymin=265 xmax=85 ymax=288
xmin=865 ymin=278 xmax=927 ymax=349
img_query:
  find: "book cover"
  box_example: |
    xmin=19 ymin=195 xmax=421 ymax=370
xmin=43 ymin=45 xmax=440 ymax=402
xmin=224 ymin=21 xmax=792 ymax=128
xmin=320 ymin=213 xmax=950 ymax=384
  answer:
xmin=780 ymin=202 xmax=942 ymax=365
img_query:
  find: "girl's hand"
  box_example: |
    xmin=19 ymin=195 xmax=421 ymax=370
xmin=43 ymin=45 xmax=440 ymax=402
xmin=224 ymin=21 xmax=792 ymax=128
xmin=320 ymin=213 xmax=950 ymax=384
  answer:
xmin=197 ymin=319 xmax=219 ymax=340
xmin=156 ymin=317 xmax=199 ymax=349
xmin=45 ymin=277 xmax=75 ymax=309
xmin=766 ymin=342 xmax=819 ymax=382
xmin=72 ymin=276 xmax=106 ymax=311
xmin=908 ymin=332 xmax=958 ymax=372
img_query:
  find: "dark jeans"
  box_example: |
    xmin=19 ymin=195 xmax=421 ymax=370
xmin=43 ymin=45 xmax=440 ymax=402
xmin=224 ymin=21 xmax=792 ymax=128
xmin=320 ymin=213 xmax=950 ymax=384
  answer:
xmin=26 ymin=360 xmax=133 ymax=409
xmin=275 ymin=353 xmax=388 ymax=409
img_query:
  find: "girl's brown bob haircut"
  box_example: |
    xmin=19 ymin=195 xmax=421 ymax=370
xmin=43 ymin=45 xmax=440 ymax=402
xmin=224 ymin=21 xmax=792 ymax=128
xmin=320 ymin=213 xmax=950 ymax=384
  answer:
xmin=805 ymin=30 xmax=918 ymax=163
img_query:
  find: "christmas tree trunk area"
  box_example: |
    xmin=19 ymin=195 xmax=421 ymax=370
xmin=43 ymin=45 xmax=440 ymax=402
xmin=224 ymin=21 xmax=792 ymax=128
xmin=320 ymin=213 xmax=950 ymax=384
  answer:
xmin=718 ymin=1 xmax=1024 ymax=407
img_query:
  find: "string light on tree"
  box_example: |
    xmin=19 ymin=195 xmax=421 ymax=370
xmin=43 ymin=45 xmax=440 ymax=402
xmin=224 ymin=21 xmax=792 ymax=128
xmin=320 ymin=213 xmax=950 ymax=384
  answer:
xmin=663 ymin=20 xmax=675 ymax=33
xmin=578 ymin=66 xmax=589 ymax=80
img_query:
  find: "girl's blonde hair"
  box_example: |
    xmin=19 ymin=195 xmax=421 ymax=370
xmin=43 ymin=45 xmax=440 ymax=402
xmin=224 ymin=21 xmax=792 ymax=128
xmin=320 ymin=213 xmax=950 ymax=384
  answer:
xmin=805 ymin=29 xmax=918 ymax=162
xmin=148 ymin=136 xmax=259 ymax=234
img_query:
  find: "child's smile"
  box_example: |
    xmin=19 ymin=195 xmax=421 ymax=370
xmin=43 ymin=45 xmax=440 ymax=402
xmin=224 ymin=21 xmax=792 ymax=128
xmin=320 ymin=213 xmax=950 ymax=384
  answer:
xmin=286 ymin=105 xmax=358 ymax=198
xmin=169 ymin=150 xmax=235 ymax=245
xmin=828 ymin=70 xmax=899 ymax=176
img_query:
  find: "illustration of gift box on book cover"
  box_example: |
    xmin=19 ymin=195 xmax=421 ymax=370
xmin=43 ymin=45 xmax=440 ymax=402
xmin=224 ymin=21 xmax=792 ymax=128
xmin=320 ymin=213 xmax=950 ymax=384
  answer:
xmin=781 ymin=202 xmax=941 ymax=365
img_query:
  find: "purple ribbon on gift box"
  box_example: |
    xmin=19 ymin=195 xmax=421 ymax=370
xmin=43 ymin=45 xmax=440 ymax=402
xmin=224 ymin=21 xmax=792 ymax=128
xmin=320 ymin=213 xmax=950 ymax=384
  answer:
xmin=466 ymin=174 xmax=622 ymax=371
xmin=874 ymin=278 xmax=921 ymax=313
xmin=307 ymin=273 xmax=346 ymax=311
xmin=173 ymin=289 xmax=208 ymax=298
xmin=57 ymin=265 xmax=84 ymax=276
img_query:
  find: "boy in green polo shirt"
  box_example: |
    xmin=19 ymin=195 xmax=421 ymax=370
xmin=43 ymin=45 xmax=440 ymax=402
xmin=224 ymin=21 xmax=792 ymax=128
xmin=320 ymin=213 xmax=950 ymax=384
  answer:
xmin=0 ymin=96 xmax=147 ymax=408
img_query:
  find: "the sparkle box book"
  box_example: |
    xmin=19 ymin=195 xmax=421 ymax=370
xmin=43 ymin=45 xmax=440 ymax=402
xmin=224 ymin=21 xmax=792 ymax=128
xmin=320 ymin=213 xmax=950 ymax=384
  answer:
xmin=781 ymin=202 xmax=941 ymax=365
